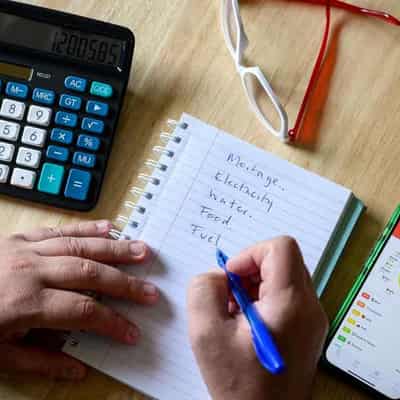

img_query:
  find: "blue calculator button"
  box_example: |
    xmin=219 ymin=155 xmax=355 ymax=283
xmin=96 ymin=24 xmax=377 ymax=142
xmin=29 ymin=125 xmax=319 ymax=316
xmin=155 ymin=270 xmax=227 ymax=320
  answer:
xmin=82 ymin=117 xmax=104 ymax=134
xmin=6 ymin=82 xmax=28 ymax=99
xmin=73 ymin=152 xmax=96 ymax=168
xmin=86 ymin=100 xmax=109 ymax=117
xmin=51 ymin=128 xmax=73 ymax=145
xmin=90 ymin=81 xmax=113 ymax=98
xmin=65 ymin=76 xmax=87 ymax=92
xmin=64 ymin=169 xmax=91 ymax=201
xmin=32 ymin=88 xmax=55 ymax=105
xmin=59 ymin=94 xmax=82 ymax=111
xmin=47 ymin=145 xmax=69 ymax=162
xmin=38 ymin=163 xmax=65 ymax=195
xmin=55 ymin=111 xmax=78 ymax=128
xmin=77 ymin=134 xmax=100 ymax=151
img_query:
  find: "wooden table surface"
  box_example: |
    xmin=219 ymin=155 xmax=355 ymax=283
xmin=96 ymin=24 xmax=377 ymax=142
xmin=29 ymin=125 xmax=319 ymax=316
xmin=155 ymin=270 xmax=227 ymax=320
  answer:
xmin=1 ymin=0 xmax=400 ymax=399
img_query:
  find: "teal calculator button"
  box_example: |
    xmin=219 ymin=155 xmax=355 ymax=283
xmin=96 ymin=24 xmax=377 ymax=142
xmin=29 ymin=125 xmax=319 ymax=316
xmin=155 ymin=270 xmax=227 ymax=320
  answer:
xmin=38 ymin=163 xmax=65 ymax=195
xmin=90 ymin=81 xmax=113 ymax=98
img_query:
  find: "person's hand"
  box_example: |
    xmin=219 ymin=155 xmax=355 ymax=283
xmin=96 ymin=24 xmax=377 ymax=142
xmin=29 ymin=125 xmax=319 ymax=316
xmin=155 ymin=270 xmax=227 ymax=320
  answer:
xmin=187 ymin=237 xmax=328 ymax=400
xmin=0 ymin=220 xmax=158 ymax=380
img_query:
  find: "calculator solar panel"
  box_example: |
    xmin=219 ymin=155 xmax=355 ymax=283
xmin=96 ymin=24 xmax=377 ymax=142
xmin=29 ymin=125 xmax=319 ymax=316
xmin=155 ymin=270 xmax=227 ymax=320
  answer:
xmin=0 ymin=0 xmax=134 ymax=211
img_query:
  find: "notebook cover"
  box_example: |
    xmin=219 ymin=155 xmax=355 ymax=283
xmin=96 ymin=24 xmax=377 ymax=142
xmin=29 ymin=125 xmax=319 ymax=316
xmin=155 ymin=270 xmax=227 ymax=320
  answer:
xmin=314 ymin=196 xmax=365 ymax=297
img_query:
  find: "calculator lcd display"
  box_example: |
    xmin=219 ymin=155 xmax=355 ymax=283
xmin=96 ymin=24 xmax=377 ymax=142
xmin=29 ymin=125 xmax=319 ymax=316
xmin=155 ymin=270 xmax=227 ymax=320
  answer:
xmin=0 ymin=12 xmax=127 ymax=69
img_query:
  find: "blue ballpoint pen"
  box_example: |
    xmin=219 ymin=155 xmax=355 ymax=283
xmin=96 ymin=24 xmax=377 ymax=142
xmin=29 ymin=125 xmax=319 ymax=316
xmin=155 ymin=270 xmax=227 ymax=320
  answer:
xmin=216 ymin=248 xmax=285 ymax=375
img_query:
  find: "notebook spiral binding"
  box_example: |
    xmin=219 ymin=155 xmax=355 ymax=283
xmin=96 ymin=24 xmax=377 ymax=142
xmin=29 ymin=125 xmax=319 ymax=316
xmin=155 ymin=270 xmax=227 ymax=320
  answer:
xmin=109 ymin=118 xmax=189 ymax=241
xmin=65 ymin=118 xmax=188 ymax=348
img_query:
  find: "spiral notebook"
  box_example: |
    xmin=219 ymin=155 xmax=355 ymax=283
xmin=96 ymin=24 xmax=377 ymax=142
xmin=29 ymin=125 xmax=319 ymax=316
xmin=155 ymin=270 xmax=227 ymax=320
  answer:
xmin=63 ymin=113 xmax=364 ymax=400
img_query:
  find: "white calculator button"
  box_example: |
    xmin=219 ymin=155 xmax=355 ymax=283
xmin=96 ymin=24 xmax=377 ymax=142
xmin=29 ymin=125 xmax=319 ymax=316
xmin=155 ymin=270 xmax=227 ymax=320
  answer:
xmin=11 ymin=168 xmax=36 ymax=189
xmin=0 ymin=141 xmax=15 ymax=162
xmin=27 ymin=105 xmax=52 ymax=126
xmin=16 ymin=147 xmax=41 ymax=168
xmin=0 ymin=120 xmax=20 ymax=141
xmin=0 ymin=99 xmax=26 ymax=121
xmin=0 ymin=164 xmax=10 ymax=183
xmin=22 ymin=126 xmax=47 ymax=147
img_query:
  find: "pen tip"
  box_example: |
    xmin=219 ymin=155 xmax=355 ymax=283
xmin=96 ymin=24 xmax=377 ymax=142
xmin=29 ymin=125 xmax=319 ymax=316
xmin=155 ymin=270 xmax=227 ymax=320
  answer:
xmin=216 ymin=248 xmax=229 ymax=270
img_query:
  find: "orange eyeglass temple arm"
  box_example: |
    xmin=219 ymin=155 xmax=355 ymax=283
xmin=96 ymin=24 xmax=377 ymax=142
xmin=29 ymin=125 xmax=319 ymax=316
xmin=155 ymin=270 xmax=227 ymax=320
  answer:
xmin=289 ymin=0 xmax=400 ymax=141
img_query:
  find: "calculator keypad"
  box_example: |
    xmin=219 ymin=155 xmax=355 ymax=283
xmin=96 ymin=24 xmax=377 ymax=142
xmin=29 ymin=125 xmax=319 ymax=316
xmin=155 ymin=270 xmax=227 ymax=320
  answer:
xmin=0 ymin=72 xmax=117 ymax=210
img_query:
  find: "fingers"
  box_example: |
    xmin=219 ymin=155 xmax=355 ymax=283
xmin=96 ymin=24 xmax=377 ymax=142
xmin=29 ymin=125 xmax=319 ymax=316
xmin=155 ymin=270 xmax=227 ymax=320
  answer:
xmin=32 ymin=236 xmax=150 ymax=265
xmin=37 ymin=290 xmax=141 ymax=345
xmin=227 ymin=236 xmax=307 ymax=294
xmin=41 ymin=257 xmax=159 ymax=305
xmin=0 ymin=343 xmax=87 ymax=380
xmin=187 ymin=270 xmax=230 ymax=329
xmin=14 ymin=220 xmax=113 ymax=242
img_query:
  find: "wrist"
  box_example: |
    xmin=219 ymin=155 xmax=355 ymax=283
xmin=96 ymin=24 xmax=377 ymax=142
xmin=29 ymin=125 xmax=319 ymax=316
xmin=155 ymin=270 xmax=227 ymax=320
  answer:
xmin=209 ymin=372 xmax=312 ymax=400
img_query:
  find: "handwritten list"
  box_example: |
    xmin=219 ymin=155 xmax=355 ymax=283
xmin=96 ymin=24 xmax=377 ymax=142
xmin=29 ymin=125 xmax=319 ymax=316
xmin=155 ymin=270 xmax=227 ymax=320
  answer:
xmin=64 ymin=114 xmax=352 ymax=400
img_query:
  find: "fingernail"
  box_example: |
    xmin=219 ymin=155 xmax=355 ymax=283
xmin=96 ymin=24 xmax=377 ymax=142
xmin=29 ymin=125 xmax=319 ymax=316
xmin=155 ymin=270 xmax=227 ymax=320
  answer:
xmin=126 ymin=325 xmax=140 ymax=344
xmin=96 ymin=220 xmax=112 ymax=234
xmin=130 ymin=241 xmax=146 ymax=257
xmin=62 ymin=367 xmax=85 ymax=380
xmin=143 ymin=283 xmax=158 ymax=297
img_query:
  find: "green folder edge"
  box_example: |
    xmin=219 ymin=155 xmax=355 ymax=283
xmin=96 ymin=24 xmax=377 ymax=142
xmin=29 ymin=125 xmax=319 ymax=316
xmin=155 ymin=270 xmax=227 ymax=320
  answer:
xmin=313 ymin=196 xmax=365 ymax=298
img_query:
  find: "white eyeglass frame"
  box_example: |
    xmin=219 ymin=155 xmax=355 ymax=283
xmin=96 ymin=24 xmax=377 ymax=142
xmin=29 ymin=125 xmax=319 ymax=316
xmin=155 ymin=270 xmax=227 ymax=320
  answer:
xmin=221 ymin=0 xmax=289 ymax=142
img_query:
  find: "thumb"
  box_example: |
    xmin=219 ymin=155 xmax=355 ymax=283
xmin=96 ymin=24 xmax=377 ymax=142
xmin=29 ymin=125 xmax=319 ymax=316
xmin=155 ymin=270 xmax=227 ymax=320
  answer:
xmin=187 ymin=270 xmax=230 ymax=331
xmin=0 ymin=343 xmax=87 ymax=380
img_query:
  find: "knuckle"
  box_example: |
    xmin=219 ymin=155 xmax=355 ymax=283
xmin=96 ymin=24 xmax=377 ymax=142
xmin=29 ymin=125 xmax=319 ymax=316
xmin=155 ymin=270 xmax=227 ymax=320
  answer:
xmin=9 ymin=254 xmax=35 ymax=272
xmin=277 ymin=235 xmax=300 ymax=252
xmin=75 ymin=222 xmax=86 ymax=236
xmin=78 ymin=298 xmax=98 ymax=322
xmin=9 ymin=233 xmax=26 ymax=241
xmin=269 ymin=236 xmax=302 ymax=259
xmin=189 ymin=319 xmax=220 ymax=351
xmin=80 ymin=259 xmax=99 ymax=281
xmin=47 ymin=226 xmax=63 ymax=238
xmin=109 ymin=240 xmax=124 ymax=257
xmin=64 ymin=237 xmax=83 ymax=256
xmin=126 ymin=276 xmax=138 ymax=295
xmin=189 ymin=274 xmax=210 ymax=293
xmin=6 ymin=289 xmax=43 ymax=328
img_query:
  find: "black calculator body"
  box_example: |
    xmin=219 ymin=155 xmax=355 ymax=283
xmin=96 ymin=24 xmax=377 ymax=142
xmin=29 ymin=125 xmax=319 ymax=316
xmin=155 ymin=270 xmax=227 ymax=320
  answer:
xmin=0 ymin=0 xmax=134 ymax=211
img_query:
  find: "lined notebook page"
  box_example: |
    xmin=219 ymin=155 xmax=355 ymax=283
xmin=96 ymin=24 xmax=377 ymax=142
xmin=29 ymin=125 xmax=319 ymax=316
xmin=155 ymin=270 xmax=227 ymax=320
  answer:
xmin=64 ymin=114 xmax=352 ymax=400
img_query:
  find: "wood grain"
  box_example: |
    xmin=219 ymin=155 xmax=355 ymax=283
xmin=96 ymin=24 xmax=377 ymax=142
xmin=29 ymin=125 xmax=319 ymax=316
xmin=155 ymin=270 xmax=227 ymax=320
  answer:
xmin=2 ymin=0 xmax=400 ymax=399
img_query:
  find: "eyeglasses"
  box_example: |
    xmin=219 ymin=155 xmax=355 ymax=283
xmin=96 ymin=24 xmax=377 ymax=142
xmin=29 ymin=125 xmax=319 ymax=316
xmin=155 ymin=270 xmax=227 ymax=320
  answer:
xmin=221 ymin=0 xmax=400 ymax=143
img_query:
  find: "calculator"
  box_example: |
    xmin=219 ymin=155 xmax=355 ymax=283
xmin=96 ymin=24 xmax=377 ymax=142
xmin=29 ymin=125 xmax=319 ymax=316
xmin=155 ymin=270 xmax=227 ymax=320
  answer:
xmin=0 ymin=1 xmax=134 ymax=211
